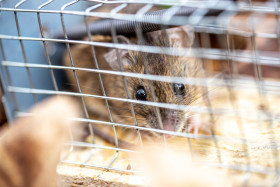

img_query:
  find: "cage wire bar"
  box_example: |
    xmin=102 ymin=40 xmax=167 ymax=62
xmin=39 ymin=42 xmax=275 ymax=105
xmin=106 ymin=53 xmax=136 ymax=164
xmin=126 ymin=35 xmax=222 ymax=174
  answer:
xmin=1 ymin=0 xmax=280 ymax=184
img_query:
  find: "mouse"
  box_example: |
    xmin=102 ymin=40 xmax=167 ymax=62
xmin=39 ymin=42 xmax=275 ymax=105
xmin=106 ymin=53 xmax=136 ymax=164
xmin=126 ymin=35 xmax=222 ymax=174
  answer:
xmin=63 ymin=26 xmax=209 ymax=146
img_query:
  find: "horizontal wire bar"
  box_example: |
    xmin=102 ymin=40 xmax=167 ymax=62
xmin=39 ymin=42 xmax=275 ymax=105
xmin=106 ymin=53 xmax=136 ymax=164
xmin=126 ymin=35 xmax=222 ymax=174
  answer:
xmin=1 ymin=18 xmax=280 ymax=40
xmin=15 ymin=111 xmax=276 ymax=146
xmin=64 ymin=139 xmax=280 ymax=176
xmin=4 ymin=86 xmax=262 ymax=115
xmin=61 ymin=154 xmax=278 ymax=175
xmin=1 ymin=34 xmax=280 ymax=66
xmin=60 ymin=160 xmax=141 ymax=174
xmin=10 ymin=88 xmax=229 ymax=115
xmin=63 ymin=141 xmax=137 ymax=153
xmin=0 ymin=8 xmax=225 ymax=26
xmin=1 ymin=2 xmax=277 ymax=40
xmin=1 ymin=1 xmax=279 ymax=14
xmin=70 ymin=117 xmax=247 ymax=143
xmin=0 ymin=5 xmax=277 ymax=41
xmin=1 ymin=35 xmax=280 ymax=64
xmin=3 ymin=61 xmax=280 ymax=93
xmin=10 ymin=86 xmax=280 ymax=125
xmin=82 ymin=0 xmax=229 ymax=7
xmin=202 ymin=162 xmax=276 ymax=175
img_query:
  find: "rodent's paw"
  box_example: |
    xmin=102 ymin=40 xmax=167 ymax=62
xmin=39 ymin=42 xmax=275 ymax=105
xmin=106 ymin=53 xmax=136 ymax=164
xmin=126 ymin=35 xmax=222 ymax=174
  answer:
xmin=187 ymin=115 xmax=211 ymax=135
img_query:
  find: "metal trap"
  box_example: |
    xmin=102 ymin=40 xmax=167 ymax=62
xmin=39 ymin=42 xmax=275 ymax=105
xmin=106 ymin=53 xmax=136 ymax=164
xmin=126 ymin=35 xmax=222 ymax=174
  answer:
xmin=1 ymin=0 xmax=280 ymax=186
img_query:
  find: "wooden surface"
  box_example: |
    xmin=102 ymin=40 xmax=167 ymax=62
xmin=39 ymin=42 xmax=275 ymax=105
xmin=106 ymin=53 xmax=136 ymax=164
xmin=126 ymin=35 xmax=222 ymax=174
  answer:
xmin=56 ymin=84 xmax=280 ymax=186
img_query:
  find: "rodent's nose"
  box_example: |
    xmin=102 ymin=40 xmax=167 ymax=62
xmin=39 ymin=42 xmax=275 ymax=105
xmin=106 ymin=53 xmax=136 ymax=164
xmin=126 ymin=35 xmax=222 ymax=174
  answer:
xmin=162 ymin=120 xmax=175 ymax=138
xmin=162 ymin=111 xmax=177 ymax=132
xmin=163 ymin=122 xmax=175 ymax=132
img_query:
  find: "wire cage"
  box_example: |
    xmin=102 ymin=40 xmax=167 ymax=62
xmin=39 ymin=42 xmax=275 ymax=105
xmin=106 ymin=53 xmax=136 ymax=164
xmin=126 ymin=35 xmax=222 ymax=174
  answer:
xmin=1 ymin=0 xmax=280 ymax=186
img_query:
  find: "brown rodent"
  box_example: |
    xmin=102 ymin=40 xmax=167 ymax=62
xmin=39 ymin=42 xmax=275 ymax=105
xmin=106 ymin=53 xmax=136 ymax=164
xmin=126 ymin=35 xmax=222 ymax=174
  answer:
xmin=63 ymin=26 xmax=205 ymax=145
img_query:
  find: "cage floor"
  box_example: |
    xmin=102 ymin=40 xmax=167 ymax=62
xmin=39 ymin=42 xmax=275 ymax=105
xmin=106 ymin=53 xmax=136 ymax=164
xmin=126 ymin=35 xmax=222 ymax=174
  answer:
xmin=57 ymin=82 xmax=280 ymax=186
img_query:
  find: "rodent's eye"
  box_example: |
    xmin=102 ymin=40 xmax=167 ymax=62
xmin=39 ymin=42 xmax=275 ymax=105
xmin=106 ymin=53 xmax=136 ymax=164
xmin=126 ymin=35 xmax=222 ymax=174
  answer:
xmin=173 ymin=84 xmax=185 ymax=96
xmin=136 ymin=86 xmax=147 ymax=101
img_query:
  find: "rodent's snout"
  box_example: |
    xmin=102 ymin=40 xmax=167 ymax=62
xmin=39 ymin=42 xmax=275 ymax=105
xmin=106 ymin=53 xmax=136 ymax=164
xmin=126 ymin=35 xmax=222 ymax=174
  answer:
xmin=144 ymin=109 xmax=182 ymax=138
xmin=161 ymin=110 xmax=179 ymax=133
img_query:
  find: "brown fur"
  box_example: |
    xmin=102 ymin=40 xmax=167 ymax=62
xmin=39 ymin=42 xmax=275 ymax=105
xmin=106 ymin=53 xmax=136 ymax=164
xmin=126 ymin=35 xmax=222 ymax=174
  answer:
xmin=63 ymin=27 xmax=203 ymax=142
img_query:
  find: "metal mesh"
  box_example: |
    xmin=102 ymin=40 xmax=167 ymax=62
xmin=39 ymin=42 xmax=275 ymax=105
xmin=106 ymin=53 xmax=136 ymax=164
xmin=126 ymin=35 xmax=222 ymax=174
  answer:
xmin=1 ymin=0 xmax=280 ymax=185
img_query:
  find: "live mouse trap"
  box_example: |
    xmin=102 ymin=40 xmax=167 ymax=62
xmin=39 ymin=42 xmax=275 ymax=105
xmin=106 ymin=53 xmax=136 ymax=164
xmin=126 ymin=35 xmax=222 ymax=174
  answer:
xmin=1 ymin=0 xmax=280 ymax=186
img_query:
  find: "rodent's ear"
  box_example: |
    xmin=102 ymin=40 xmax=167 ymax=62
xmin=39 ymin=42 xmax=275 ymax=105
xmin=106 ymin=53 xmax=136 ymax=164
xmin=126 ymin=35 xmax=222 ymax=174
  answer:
xmin=104 ymin=36 xmax=131 ymax=70
xmin=166 ymin=25 xmax=195 ymax=48
xmin=145 ymin=25 xmax=195 ymax=48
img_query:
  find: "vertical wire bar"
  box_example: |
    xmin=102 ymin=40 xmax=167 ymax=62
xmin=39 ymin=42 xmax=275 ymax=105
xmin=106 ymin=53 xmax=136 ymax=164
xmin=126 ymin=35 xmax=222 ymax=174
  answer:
xmin=14 ymin=0 xmax=38 ymax=103
xmin=84 ymin=3 xmax=120 ymax=168
xmin=247 ymin=1 xmax=264 ymax=94
xmin=81 ymin=3 xmax=104 ymax=165
xmin=0 ymin=69 xmax=4 ymax=96
xmin=160 ymin=5 xmax=195 ymax=159
xmin=0 ymin=39 xmax=20 ymax=123
xmin=59 ymin=0 xmax=93 ymax=160
xmin=38 ymin=0 xmax=75 ymax=162
xmin=272 ymin=1 xmax=280 ymax=185
xmin=248 ymin=0 xmax=278 ymax=163
xmin=37 ymin=0 xmax=59 ymax=92
xmin=247 ymin=1 xmax=279 ymax=185
xmin=81 ymin=3 xmax=105 ymax=164
xmin=198 ymin=51 xmax=223 ymax=164
xmin=134 ymin=4 xmax=167 ymax=145
xmin=0 ymin=39 xmax=20 ymax=115
xmin=199 ymin=30 xmax=219 ymax=164
xmin=226 ymin=26 xmax=239 ymax=78
xmin=273 ymin=0 xmax=280 ymax=60
xmin=110 ymin=3 xmax=143 ymax=147
xmin=61 ymin=126 xmax=74 ymax=161
xmin=218 ymin=11 xmax=251 ymax=186
xmin=222 ymin=12 xmax=240 ymax=79
xmin=189 ymin=0 xmax=223 ymax=165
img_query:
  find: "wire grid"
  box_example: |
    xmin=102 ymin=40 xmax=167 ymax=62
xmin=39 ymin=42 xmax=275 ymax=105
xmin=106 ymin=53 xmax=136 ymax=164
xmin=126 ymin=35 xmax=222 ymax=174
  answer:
xmin=1 ymin=0 xmax=280 ymax=185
